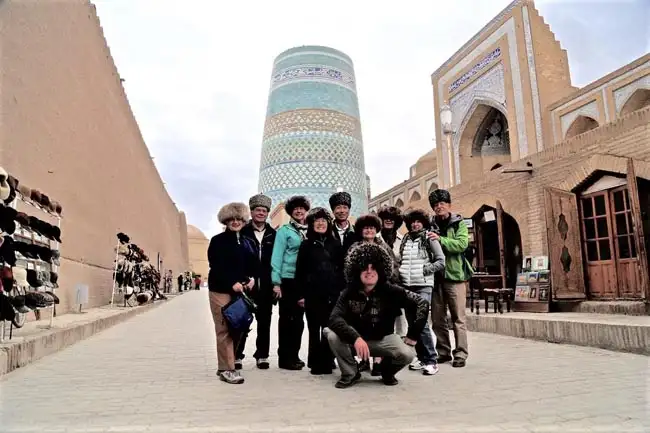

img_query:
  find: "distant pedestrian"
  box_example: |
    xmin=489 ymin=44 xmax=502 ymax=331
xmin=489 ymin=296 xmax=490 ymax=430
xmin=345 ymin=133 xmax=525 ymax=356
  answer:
xmin=207 ymin=202 xmax=257 ymax=384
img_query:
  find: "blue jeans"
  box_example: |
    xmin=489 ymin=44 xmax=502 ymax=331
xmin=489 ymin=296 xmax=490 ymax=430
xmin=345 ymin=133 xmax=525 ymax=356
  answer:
xmin=405 ymin=286 xmax=438 ymax=365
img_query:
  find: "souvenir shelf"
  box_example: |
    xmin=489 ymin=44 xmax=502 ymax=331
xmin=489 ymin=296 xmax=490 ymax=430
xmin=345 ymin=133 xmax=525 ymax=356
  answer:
xmin=1 ymin=175 xmax=63 ymax=342
xmin=514 ymin=256 xmax=551 ymax=313
xmin=110 ymin=232 xmax=166 ymax=308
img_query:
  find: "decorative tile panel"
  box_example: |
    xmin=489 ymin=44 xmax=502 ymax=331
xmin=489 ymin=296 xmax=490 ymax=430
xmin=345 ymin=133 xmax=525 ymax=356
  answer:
xmin=522 ymin=6 xmax=544 ymax=151
xmin=258 ymin=46 xmax=368 ymax=217
xmin=263 ymin=109 xmax=362 ymax=140
xmin=266 ymin=81 xmax=360 ymax=118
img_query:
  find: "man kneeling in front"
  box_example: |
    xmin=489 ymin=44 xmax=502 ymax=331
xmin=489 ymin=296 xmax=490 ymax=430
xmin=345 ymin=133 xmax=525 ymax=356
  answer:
xmin=325 ymin=243 xmax=429 ymax=388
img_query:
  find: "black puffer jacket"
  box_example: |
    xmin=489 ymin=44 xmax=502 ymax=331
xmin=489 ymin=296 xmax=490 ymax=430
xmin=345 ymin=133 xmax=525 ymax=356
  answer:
xmin=295 ymin=235 xmax=343 ymax=305
xmin=207 ymin=230 xmax=258 ymax=294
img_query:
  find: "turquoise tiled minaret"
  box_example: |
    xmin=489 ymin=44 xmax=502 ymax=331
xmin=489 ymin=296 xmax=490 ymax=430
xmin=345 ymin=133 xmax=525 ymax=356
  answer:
xmin=258 ymin=45 xmax=368 ymax=216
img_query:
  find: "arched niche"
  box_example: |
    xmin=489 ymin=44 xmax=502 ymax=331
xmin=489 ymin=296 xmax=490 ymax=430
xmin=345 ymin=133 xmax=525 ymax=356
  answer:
xmin=565 ymin=115 xmax=599 ymax=139
xmin=428 ymin=182 xmax=439 ymax=194
xmin=457 ymin=102 xmax=512 ymax=183
xmin=394 ymin=198 xmax=404 ymax=208
xmin=409 ymin=191 xmax=421 ymax=203
xmin=620 ymin=88 xmax=650 ymax=117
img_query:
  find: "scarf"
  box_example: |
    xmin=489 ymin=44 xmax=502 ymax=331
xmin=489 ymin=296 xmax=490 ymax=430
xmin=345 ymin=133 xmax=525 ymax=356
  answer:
xmin=290 ymin=219 xmax=308 ymax=240
xmin=381 ymin=229 xmax=397 ymax=249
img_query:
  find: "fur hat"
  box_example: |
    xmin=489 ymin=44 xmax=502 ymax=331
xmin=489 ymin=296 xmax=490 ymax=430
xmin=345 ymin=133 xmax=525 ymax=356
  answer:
xmin=354 ymin=214 xmax=382 ymax=234
xmin=306 ymin=207 xmax=333 ymax=238
xmin=429 ymin=189 xmax=452 ymax=208
xmin=285 ymin=195 xmax=310 ymax=215
xmin=0 ymin=167 xmax=10 ymax=202
xmin=404 ymin=208 xmax=432 ymax=230
xmin=17 ymin=184 xmax=31 ymax=199
xmin=117 ymin=232 xmax=130 ymax=244
xmin=249 ymin=193 xmax=272 ymax=211
xmin=217 ymin=202 xmax=249 ymax=224
xmin=344 ymin=242 xmax=393 ymax=285
xmin=377 ymin=205 xmax=404 ymax=229
xmin=329 ymin=191 xmax=352 ymax=210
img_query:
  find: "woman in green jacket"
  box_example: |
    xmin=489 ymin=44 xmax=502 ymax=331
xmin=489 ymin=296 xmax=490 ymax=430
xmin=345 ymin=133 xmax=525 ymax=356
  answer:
xmin=270 ymin=195 xmax=310 ymax=370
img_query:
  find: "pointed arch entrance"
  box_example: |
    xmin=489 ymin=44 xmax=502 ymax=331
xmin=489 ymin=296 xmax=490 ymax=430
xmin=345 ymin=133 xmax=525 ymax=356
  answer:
xmin=457 ymin=103 xmax=512 ymax=183
xmin=619 ymin=88 xmax=650 ymax=117
xmin=565 ymin=115 xmax=599 ymax=139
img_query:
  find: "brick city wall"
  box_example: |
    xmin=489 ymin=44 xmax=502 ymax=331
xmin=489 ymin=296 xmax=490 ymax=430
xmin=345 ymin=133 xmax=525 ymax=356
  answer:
xmin=0 ymin=1 xmax=189 ymax=312
xmin=444 ymin=106 xmax=650 ymax=257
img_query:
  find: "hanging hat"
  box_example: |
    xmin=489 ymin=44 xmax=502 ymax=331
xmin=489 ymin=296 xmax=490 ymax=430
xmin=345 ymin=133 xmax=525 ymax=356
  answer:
xmin=14 ymin=211 xmax=30 ymax=227
xmin=329 ymin=191 xmax=352 ymax=210
xmin=24 ymin=291 xmax=51 ymax=309
xmin=117 ymin=232 xmax=130 ymax=244
xmin=377 ymin=205 xmax=404 ymax=230
xmin=428 ymin=189 xmax=452 ymax=208
xmin=344 ymin=242 xmax=393 ymax=285
xmin=4 ymin=175 xmax=17 ymax=205
xmin=26 ymin=269 xmax=44 ymax=288
xmin=285 ymin=195 xmax=310 ymax=215
xmin=0 ymin=167 xmax=10 ymax=202
xmin=13 ymin=267 xmax=28 ymax=288
xmin=45 ymin=291 xmax=60 ymax=304
xmin=1 ymin=267 xmax=14 ymax=292
xmin=9 ymin=295 xmax=31 ymax=313
xmin=249 ymin=193 xmax=272 ymax=211
xmin=217 ymin=202 xmax=250 ymax=225
xmin=17 ymin=184 xmax=31 ymax=199
xmin=0 ymin=235 xmax=16 ymax=266
xmin=0 ymin=295 xmax=16 ymax=322
xmin=51 ymin=200 xmax=63 ymax=216
xmin=0 ymin=207 xmax=16 ymax=235
xmin=30 ymin=189 xmax=42 ymax=204
xmin=404 ymin=208 xmax=432 ymax=230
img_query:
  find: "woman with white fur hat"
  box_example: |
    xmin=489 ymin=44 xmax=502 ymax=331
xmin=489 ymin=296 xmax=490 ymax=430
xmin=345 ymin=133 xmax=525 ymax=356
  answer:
xmin=207 ymin=202 xmax=258 ymax=384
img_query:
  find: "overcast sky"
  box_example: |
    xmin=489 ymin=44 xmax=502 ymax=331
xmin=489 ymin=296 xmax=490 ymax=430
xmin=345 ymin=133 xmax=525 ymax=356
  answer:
xmin=92 ymin=0 xmax=649 ymax=237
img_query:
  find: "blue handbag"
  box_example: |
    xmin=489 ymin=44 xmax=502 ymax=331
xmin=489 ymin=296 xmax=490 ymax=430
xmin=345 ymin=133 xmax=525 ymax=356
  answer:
xmin=222 ymin=292 xmax=257 ymax=331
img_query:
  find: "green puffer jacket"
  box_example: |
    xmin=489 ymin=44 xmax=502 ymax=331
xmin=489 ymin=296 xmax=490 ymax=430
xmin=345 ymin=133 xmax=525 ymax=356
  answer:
xmin=437 ymin=214 xmax=473 ymax=282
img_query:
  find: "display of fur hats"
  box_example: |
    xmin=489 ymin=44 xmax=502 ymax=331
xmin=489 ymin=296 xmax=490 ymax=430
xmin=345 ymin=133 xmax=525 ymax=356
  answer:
xmin=0 ymin=168 xmax=63 ymax=216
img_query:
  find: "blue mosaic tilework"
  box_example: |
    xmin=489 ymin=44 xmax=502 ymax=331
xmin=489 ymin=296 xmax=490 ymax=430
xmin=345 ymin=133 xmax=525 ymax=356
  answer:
xmin=258 ymin=46 xmax=368 ymax=217
xmin=266 ymin=81 xmax=360 ymax=118
xmin=260 ymin=132 xmax=365 ymax=170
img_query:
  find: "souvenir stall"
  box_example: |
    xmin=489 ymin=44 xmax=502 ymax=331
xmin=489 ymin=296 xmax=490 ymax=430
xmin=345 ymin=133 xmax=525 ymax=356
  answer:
xmin=514 ymin=256 xmax=551 ymax=313
xmin=110 ymin=233 xmax=166 ymax=308
xmin=0 ymin=168 xmax=63 ymax=342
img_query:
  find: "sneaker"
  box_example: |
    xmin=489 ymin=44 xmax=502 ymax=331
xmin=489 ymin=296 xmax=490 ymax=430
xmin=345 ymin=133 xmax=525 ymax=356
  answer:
xmin=256 ymin=358 xmax=270 ymax=370
xmin=219 ymin=370 xmax=244 ymax=384
xmin=234 ymin=359 xmax=243 ymax=370
xmin=422 ymin=364 xmax=439 ymax=376
xmin=409 ymin=359 xmax=424 ymax=371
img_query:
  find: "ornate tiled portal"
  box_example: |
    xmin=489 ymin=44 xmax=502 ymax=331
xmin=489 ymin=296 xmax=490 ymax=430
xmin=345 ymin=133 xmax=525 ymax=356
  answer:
xmin=258 ymin=46 xmax=369 ymax=216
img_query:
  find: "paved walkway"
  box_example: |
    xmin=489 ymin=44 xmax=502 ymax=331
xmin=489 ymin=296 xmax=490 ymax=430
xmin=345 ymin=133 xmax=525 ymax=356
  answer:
xmin=1 ymin=290 xmax=648 ymax=432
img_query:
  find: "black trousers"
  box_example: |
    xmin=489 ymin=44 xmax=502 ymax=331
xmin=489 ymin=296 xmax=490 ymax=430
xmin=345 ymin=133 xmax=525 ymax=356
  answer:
xmin=277 ymin=278 xmax=304 ymax=363
xmin=305 ymin=299 xmax=334 ymax=371
xmin=235 ymin=291 xmax=273 ymax=360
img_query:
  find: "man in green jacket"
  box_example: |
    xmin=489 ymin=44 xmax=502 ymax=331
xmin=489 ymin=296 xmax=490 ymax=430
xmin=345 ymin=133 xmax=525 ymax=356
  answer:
xmin=427 ymin=189 xmax=471 ymax=368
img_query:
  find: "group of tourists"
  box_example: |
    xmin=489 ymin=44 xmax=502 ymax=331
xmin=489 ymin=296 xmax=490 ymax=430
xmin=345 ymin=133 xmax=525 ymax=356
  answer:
xmin=206 ymin=188 xmax=472 ymax=388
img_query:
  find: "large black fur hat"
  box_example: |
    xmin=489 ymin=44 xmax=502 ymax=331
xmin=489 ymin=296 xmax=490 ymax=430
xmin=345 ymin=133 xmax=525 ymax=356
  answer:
xmin=404 ymin=208 xmax=432 ymax=230
xmin=429 ymin=188 xmax=452 ymax=208
xmin=377 ymin=205 xmax=403 ymax=229
xmin=329 ymin=191 xmax=352 ymax=210
xmin=344 ymin=242 xmax=393 ymax=285
xmin=354 ymin=214 xmax=382 ymax=234
xmin=285 ymin=195 xmax=310 ymax=215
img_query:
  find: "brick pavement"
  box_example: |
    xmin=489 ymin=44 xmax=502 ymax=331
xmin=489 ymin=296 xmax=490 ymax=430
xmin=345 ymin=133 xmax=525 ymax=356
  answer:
xmin=0 ymin=290 xmax=648 ymax=433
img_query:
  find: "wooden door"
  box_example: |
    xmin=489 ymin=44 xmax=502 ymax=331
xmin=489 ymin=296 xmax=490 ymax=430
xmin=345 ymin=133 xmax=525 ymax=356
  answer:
xmin=496 ymin=200 xmax=507 ymax=288
xmin=608 ymin=186 xmax=643 ymax=298
xmin=543 ymin=188 xmax=586 ymax=299
xmin=579 ymin=191 xmax=618 ymax=298
xmin=626 ymin=159 xmax=649 ymax=300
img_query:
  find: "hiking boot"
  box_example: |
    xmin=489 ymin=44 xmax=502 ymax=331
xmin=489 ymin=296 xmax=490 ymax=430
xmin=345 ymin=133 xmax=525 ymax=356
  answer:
xmin=409 ymin=359 xmax=424 ymax=371
xmin=382 ymin=375 xmax=399 ymax=386
xmin=219 ymin=370 xmax=244 ymax=384
xmin=256 ymin=358 xmax=270 ymax=370
xmin=335 ymin=372 xmax=361 ymax=389
xmin=234 ymin=359 xmax=243 ymax=370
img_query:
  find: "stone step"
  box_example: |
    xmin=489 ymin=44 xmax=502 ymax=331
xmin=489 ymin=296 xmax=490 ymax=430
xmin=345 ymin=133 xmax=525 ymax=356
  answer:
xmin=464 ymin=309 xmax=650 ymax=355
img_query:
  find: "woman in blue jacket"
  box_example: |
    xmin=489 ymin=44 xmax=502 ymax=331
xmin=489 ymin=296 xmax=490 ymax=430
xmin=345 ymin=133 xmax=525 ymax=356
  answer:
xmin=270 ymin=195 xmax=310 ymax=370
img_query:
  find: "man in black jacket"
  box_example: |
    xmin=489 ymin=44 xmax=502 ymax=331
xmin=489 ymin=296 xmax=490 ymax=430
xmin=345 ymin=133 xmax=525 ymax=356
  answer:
xmin=329 ymin=191 xmax=359 ymax=257
xmin=237 ymin=193 xmax=277 ymax=370
xmin=325 ymin=243 xmax=429 ymax=389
